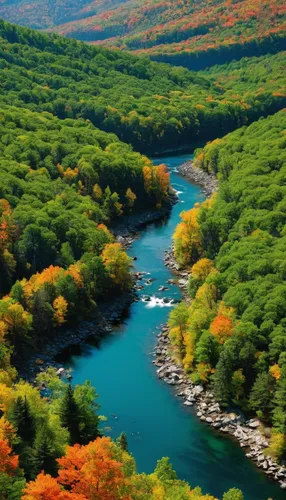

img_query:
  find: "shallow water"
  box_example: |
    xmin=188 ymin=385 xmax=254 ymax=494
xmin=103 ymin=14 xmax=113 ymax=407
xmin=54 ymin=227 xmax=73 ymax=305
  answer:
xmin=64 ymin=154 xmax=284 ymax=500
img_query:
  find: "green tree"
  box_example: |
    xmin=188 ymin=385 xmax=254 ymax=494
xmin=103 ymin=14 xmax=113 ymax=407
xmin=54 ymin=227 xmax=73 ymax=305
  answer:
xmin=59 ymin=385 xmax=80 ymax=445
xmin=249 ymin=373 xmax=273 ymax=416
xmin=154 ymin=457 xmax=178 ymax=482
xmin=223 ymin=488 xmax=244 ymax=500
xmin=117 ymin=432 xmax=128 ymax=452
xmin=31 ymin=426 xmax=58 ymax=478
xmin=272 ymin=363 xmax=286 ymax=433
xmin=11 ymin=396 xmax=35 ymax=446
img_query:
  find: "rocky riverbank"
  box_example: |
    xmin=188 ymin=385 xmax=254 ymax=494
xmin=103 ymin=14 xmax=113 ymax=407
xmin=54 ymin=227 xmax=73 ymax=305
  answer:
xmin=112 ymin=194 xmax=177 ymax=244
xmin=178 ymin=161 xmax=218 ymax=197
xmin=18 ymin=196 xmax=178 ymax=381
xmin=18 ymin=292 xmax=134 ymax=381
xmin=153 ymin=325 xmax=286 ymax=489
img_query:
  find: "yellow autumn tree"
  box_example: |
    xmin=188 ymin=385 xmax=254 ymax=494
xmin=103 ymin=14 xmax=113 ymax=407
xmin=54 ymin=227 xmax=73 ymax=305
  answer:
xmin=53 ymin=296 xmax=68 ymax=325
xmin=191 ymin=258 xmax=214 ymax=281
xmin=101 ymin=243 xmax=132 ymax=290
xmin=173 ymin=208 xmax=202 ymax=266
xmin=125 ymin=188 xmax=137 ymax=209
xmin=93 ymin=183 xmax=103 ymax=201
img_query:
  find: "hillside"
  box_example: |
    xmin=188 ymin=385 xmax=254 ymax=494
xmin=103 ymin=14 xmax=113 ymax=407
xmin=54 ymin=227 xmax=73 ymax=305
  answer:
xmin=0 ymin=0 xmax=128 ymax=29
xmin=1 ymin=1 xmax=285 ymax=69
xmin=171 ymin=109 xmax=286 ymax=459
xmin=0 ymin=20 xmax=285 ymax=155
xmin=27 ymin=0 xmax=286 ymax=70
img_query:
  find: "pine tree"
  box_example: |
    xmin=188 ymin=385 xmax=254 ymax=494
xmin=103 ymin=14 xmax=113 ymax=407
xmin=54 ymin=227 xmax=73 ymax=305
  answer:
xmin=117 ymin=432 xmax=128 ymax=452
xmin=59 ymin=385 xmax=80 ymax=445
xmin=213 ymin=350 xmax=232 ymax=407
xmin=249 ymin=372 xmax=272 ymax=415
xmin=11 ymin=396 xmax=35 ymax=445
xmin=31 ymin=426 xmax=58 ymax=478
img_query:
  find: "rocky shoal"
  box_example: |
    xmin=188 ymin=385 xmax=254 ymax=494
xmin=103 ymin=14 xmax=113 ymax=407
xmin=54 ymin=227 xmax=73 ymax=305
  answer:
xmin=152 ymin=325 xmax=286 ymax=489
xmin=178 ymin=161 xmax=218 ymax=197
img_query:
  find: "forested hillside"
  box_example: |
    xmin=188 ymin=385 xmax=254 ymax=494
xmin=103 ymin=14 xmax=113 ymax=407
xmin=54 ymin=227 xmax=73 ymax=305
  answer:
xmin=0 ymin=0 xmax=128 ymax=29
xmin=171 ymin=110 xmax=286 ymax=460
xmin=0 ymin=20 xmax=285 ymax=154
xmin=47 ymin=0 xmax=285 ymax=70
xmin=1 ymin=1 xmax=285 ymax=70
xmin=0 ymin=10 xmax=285 ymax=498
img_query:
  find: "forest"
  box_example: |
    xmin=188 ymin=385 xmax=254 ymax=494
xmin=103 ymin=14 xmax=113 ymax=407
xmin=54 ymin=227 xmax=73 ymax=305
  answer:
xmin=0 ymin=6 xmax=285 ymax=498
xmin=0 ymin=20 xmax=285 ymax=154
xmin=45 ymin=0 xmax=286 ymax=70
xmin=171 ymin=111 xmax=286 ymax=462
xmin=1 ymin=0 xmax=284 ymax=72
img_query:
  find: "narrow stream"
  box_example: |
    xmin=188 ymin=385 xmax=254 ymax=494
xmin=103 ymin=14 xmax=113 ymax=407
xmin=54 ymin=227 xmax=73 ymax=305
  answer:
xmin=63 ymin=154 xmax=284 ymax=500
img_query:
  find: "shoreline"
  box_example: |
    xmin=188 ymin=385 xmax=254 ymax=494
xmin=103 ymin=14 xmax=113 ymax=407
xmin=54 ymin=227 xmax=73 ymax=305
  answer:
xmin=178 ymin=160 xmax=218 ymax=197
xmin=153 ymin=325 xmax=286 ymax=489
xmin=17 ymin=199 xmax=177 ymax=381
xmin=155 ymin=163 xmax=286 ymax=489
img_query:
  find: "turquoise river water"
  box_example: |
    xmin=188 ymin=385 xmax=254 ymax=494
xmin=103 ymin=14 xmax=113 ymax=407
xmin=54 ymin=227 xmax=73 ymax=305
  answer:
xmin=64 ymin=154 xmax=284 ymax=500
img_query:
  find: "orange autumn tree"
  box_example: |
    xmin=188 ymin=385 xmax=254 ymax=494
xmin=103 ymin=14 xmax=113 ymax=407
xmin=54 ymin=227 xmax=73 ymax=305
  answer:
xmin=22 ymin=472 xmax=86 ymax=500
xmin=210 ymin=315 xmax=233 ymax=344
xmin=0 ymin=438 xmax=18 ymax=475
xmin=143 ymin=163 xmax=170 ymax=206
xmin=57 ymin=437 xmax=126 ymax=500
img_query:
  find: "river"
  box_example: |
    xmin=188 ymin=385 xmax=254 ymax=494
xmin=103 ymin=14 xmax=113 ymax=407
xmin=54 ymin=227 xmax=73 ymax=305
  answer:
xmin=63 ymin=154 xmax=284 ymax=500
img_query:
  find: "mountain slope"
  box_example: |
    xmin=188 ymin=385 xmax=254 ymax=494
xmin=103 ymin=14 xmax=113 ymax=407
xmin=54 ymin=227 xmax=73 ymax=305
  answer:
xmin=0 ymin=0 xmax=128 ymax=29
xmin=0 ymin=20 xmax=285 ymax=154
xmin=1 ymin=1 xmax=285 ymax=69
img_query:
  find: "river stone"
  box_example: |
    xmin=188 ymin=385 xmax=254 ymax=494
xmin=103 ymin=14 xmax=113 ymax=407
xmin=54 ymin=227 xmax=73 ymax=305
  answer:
xmin=248 ymin=419 xmax=261 ymax=428
xmin=184 ymin=400 xmax=193 ymax=406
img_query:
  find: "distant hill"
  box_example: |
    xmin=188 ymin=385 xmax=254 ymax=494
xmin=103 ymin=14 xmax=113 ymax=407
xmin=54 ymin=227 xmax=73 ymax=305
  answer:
xmin=1 ymin=0 xmax=284 ymax=70
xmin=0 ymin=0 xmax=128 ymax=29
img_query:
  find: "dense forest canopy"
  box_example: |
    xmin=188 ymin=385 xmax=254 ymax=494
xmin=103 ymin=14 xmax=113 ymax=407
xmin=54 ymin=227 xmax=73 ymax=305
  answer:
xmin=0 ymin=20 xmax=285 ymax=154
xmin=0 ymin=5 xmax=284 ymax=497
xmin=1 ymin=1 xmax=285 ymax=70
xmin=171 ymin=110 xmax=286 ymax=460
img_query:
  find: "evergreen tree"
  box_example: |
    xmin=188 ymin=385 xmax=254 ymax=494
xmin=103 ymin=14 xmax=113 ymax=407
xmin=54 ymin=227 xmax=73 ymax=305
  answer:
xmin=249 ymin=373 xmax=273 ymax=416
xmin=213 ymin=350 xmax=233 ymax=407
xmin=74 ymin=381 xmax=100 ymax=445
xmin=31 ymin=426 xmax=58 ymax=478
xmin=59 ymin=384 xmax=80 ymax=445
xmin=11 ymin=396 xmax=35 ymax=445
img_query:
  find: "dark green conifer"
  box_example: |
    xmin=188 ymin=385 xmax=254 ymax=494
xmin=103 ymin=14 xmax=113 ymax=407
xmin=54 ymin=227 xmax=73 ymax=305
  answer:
xmin=59 ymin=384 xmax=80 ymax=445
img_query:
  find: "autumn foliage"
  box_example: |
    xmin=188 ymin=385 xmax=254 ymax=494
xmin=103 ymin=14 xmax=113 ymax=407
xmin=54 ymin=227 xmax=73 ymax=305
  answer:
xmin=210 ymin=315 xmax=233 ymax=344
xmin=173 ymin=207 xmax=202 ymax=266
xmin=0 ymin=438 xmax=19 ymax=475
